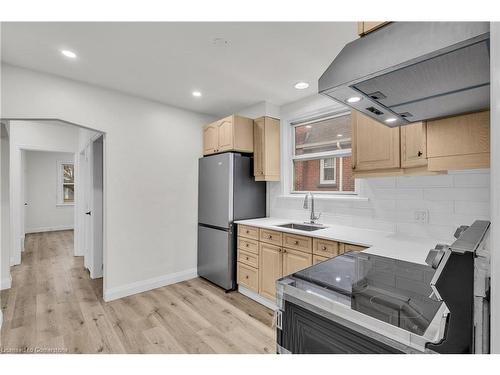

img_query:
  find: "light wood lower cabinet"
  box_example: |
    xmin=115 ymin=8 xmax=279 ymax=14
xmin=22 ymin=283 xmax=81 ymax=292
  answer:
xmin=236 ymin=224 xmax=369 ymax=302
xmin=313 ymin=255 xmax=329 ymax=265
xmin=258 ymin=242 xmax=283 ymax=300
xmin=282 ymin=248 xmax=312 ymax=277
xmin=237 ymin=262 xmax=259 ymax=292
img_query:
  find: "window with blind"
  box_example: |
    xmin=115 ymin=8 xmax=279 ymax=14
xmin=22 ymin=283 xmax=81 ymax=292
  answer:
xmin=292 ymin=112 xmax=355 ymax=193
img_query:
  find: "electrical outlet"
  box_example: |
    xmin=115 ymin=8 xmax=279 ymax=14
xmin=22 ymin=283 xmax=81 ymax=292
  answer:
xmin=414 ymin=210 xmax=429 ymax=224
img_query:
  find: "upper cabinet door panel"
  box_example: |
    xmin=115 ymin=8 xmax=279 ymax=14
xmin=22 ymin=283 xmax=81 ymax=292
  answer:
xmin=253 ymin=117 xmax=265 ymax=177
xmin=427 ymin=111 xmax=490 ymax=158
xmin=217 ymin=117 xmax=234 ymax=152
xmin=401 ymin=122 xmax=427 ymax=168
xmin=203 ymin=123 xmax=218 ymax=155
xmin=352 ymin=111 xmax=400 ymax=171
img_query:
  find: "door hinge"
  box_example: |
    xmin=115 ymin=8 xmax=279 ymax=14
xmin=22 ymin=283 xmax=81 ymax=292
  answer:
xmin=276 ymin=310 xmax=283 ymax=330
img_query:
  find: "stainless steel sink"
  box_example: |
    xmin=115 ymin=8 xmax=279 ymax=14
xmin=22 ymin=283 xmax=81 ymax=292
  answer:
xmin=276 ymin=223 xmax=327 ymax=232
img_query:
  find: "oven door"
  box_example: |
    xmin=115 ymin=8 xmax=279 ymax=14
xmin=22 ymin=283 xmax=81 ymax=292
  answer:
xmin=277 ymin=301 xmax=403 ymax=354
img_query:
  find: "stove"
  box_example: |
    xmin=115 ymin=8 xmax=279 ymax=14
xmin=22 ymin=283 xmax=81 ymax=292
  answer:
xmin=276 ymin=220 xmax=490 ymax=354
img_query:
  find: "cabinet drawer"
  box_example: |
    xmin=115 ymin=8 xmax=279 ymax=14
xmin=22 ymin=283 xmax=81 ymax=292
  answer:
xmin=283 ymin=233 xmax=312 ymax=253
xmin=313 ymin=238 xmax=340 ymax=257
xmin=313 ymin=255 xmax=329 ymax=265
xmin=259 ymin=228 xmax=282 ymax=246
xmin=238 ymin=225 xmax=259 ymax=240
xmin=342 ymin=243 xmax=367 ymax=253
xmin=237 ymin=262 xmax=259 ymax=292
xmin=237 ymin=248 xmax=259 ymax=268
xmin=237 ymin=236 xmax=259 ymax=254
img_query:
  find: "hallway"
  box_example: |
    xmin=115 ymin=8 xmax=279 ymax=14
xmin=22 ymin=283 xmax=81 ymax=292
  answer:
xmin=0 ymin=231 xmax=275 ymax=353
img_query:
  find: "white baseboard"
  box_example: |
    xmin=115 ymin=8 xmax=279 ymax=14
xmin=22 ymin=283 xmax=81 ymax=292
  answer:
xmin=25 ymin=225 xmax=74 ymax=234
xmin=103 ymin=268 xmax=198 ymax=302
xmin=1 ymin=275 xmax=12 ymax=290
xmin=238 ymin=285 xmax=277 ymax=310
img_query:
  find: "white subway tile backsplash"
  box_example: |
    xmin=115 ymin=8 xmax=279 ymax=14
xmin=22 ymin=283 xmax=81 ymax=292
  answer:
xmin=423 ymin=187 xmax=490 ymax=201
xmin=454 ymin=201 xmax=490 ymax=216
xmin=396 ymin=174 xmax=453 ymax=188
xmin=270 ymin=170 xmax=490 ymax=240
xmin=453 ymin=173 xmax=490 ymax=187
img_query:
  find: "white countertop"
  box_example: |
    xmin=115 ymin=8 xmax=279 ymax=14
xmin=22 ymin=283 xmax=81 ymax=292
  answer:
xmin=234 ymin=217 xmax=447 ymax=265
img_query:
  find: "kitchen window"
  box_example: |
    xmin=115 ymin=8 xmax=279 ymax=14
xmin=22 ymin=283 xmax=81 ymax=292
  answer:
xmin=292 ymin=112 xmax=355 ymax=193
xmin=57 ymin=161 xmax=75 ymax=205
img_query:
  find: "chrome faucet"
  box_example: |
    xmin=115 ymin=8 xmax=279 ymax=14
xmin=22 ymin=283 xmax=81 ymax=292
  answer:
xmin=303 ymin=192 xmax=321 ymax=224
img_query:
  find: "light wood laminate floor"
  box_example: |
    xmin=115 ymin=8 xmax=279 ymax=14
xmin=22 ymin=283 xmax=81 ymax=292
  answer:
xmin=0 ymin=230 xmax=275 ymax=353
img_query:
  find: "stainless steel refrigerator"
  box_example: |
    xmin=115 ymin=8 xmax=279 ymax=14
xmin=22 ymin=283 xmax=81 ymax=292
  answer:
xmin=198 ymin=152 xmax=266 ymax=290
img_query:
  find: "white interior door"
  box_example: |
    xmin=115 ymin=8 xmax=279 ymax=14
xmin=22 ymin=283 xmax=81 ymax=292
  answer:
xmin=20 ymin=149 xmax=26 ymax=251
xmin=83 ymin=143 xmax=92 ymax=271
xmin=91 ymin=136 xmax=103 ymax=279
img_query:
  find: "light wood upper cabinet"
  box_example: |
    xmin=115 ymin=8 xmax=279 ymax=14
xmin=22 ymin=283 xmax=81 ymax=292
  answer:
xmin=202 ymin=115 xmax=254 ymax=155
xmin=258 ymin=243 xmax=282 ymax=300
xmin=253 ymin=116 xmax=280 ymax=181
xmin=352 ymin=111 xmax=401 ymax=172
xmin=401 ymin=122 xmax=427 ymax=168
xmin=282 ymin=248 xmax=312 ymax=277
xmin=203 ymin=123 xmax=218 ymax=155
xmin=357 ymin=22 xmax=389 ymax=36
xmin=427 ymin=111 xmax=490 ymax=171
xmin=217 ymin=117 xmax=234 ymax=152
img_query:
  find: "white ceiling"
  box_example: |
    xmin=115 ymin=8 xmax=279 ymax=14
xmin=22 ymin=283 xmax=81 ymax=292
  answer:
xmin=1 ymin=22 xmax=357 ymax=116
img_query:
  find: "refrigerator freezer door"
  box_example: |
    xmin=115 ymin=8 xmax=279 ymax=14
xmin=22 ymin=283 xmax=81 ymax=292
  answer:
xmin=198 ymin=153 xmax=233 ymax=229
xmin=197 ymin=225 xmax=235 ymax=290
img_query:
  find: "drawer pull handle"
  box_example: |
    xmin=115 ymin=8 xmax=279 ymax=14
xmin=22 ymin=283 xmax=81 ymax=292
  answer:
xmin=322 ymin=246 xmax=327 ymax=250
xmin=294 ymin=240 xmax=299 ymax=245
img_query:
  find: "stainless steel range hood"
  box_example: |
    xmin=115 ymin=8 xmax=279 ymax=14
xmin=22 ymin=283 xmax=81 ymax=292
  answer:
xmin=318 ymin=22 xmax=490 ymax=127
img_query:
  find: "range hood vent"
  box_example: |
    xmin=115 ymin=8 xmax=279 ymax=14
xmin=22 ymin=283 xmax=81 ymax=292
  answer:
xmin=318 ymin=22 xmax=490 ymax=127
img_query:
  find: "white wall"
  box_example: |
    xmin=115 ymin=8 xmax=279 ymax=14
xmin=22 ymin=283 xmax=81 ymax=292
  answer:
xmin=24 ymin=151 xmax=75 ymax=233
xmin=236 ymin=101 xmax=280 ymax=119
xmin=1 ymin=64 xmax=213 ymax=300
xmin=489 ymin=21 xmax=499 ymax=353
xmin=269 ymin=94 xmax=491 ymax=243
xmin=8 ymin=120 xmax=79 ymax=265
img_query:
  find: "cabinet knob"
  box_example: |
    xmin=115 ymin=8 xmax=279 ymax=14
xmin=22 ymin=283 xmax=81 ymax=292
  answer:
xmin=278 ymin=248 xmax=282 ymax=253
xmin=246 ymin=257 xmax=249 ymax=260
xmin=417 ymin=151 xmax=423 ymax=157
xmin=246 ymin=230 xmax=249 ymax=233
xmin=268 ymin=235 xmax=272 ymax=239
xmin=294 ymin=240 xmax=299 ymax=245
xmin=283 ymin=249 xmax=287 ymax=253
xmin=246 ymin=243 xmax=249 ymax=247
xmin=322 ymin=246 xmax=327 ymax=250
xmin=245 ymin=275 xmax=249 ymax=279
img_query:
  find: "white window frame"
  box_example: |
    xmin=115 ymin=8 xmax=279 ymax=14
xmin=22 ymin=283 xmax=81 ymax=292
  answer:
xmin=57 ymin=160 xmax=75 ymax=206
xmin=319 ymin=158 xmax=337 ymax=185
xmin=290 ymin=110 xmax=356 ymax=195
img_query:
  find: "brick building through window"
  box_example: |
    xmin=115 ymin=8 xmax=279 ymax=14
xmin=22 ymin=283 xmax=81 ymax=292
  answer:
xmin=292 ymin=113 xmax=355 ymax=193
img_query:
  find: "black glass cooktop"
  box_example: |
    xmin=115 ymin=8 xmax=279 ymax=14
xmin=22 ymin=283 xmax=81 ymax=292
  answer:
xmin=289 ymin=252 xmax=443 ymax=335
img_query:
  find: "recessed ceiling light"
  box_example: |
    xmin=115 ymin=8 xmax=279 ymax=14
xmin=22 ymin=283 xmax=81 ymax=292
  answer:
xmin=346 ymin=96 xmax=361 ymax=103
xmin=385 ymin=117 xmax=397 ymax=123
xmin=192 ymin=91 xmax=202 ymax=97
xmin=61 ymin=49 xmax=77 ymax=59
xmin=294 ymin=82 xmax=309 ymax=90
xmin=337 ymin=134 xmax=343 ymax=137
xmin=305 ymin=125 xmax=312 ymax=129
